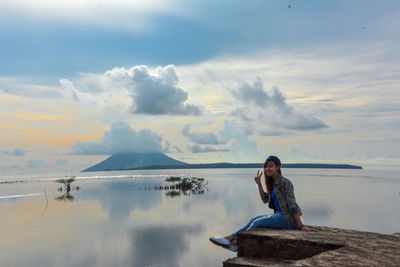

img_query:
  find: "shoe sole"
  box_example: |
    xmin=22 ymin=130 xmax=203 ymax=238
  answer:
xmin=209 ymin=238 xmax=230 ymax=248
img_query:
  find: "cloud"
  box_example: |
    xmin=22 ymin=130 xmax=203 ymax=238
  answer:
xmin=71 ymin=121 xmax=163 ymax=155
xmin=188 ymin=144 xmax=230 ymax=153
xmin=173 ymin=146 xmax=183 ymax=153
xmin=26 ymin=159 xmax=45 ymax=169
xmin=183 ymin=121 xmax=258 ymax=155
xmin=219 ymin=120 xmax=258 ymax=155
xmin=60 ymin=65 xmax=203 ymax=116
xmin=0 ymin=77 xmax=62 ymax=99
xmin=231 ymin=77 xmax=269 ymax=106
xmin=288 ymin=145 xmax=313 ymax=161
xmin=59 ymin=79 xmax=90 ymax=103
xmin=161 ymin=140 xmax=182 ymax=153
xmin=1 ymin=147 xmax=26 ymax=156
xmin=181 ymin=124 xmax=226 ymax=144
xmin=0 ymin=0 xmax=187 ymax=32
xmin=230 ymin=77 xmax=328 ymax=134
xmin=0 ymin=165 xmax=24 ymax=172
xmin=13 ymin=148 xmax=26 ymax=156
xmin=55 ymin=159 xmax=69 ymax=167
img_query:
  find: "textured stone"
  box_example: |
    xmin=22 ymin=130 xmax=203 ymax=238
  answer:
xmin=224 ymin=257 xmax=294 ymax=267
xmin=223 ymin=226 xmax=400 ymax=267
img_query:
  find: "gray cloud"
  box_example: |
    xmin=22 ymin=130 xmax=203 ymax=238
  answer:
xmin=188 ymin=144 xmax=230 ymax=153
xmin=61 ymin=65 xmax=204 ymax=116
xmin=173 ymin=146 xmax=183 ymax=153
xmin=71 ymin=121 xmax=163 ymax=155
xmin=161 ymin=141 xmax=182 ymax=153
xmin=231 ymin=77 xmax=269 ymax=106
xmin=230 ymin=77 xmax=328 ymax=134
xmin=181 ymin=124 xmax=226 ymax=145
xmin=1 ymin=147 xmax=26 ymax=156
xmin=184 ymin=120 xmax=258 ymax=155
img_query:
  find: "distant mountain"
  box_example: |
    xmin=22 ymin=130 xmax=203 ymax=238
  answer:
xmin=82 ymin=153 xmax=188 ymax=172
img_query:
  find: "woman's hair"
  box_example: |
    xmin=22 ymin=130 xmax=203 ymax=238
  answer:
xmin=263 ymin=155 xmax=282 ymax=194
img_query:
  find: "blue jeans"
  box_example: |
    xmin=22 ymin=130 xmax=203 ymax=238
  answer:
xmin=231 ymin=212 xmax=298 ymax=239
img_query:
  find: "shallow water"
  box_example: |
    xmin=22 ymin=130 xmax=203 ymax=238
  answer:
xmin=0 ymin=168 xmax=399 ymax=266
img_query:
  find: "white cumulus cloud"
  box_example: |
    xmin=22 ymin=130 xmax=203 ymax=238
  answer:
xmin=60 ymin=65 xmax=204 ymax=116
xmin=71 ymin=121 xmax=164 ymax=155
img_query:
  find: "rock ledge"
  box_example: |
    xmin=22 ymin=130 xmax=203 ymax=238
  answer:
xmin=223 ymin=226 xmax=400 ymax=266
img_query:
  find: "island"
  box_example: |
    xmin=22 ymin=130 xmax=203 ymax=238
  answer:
xmin=123 ymin=163 xmax=362 ymax=171
xmin=81 ymin=153 xmax=362 ymax=172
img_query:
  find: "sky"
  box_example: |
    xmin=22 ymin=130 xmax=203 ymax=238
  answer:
xmin=1 ymin=0 xmax=400 ymax=172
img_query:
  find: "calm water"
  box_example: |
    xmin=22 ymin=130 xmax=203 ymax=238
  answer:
xmin=0 ymin=168 xmax=399 ymax=266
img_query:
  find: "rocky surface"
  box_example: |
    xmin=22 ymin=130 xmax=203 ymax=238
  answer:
xmin=223 ymin=226 xmax=400 ymax=266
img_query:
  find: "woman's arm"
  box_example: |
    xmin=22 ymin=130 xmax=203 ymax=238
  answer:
xmin=292 ymin=213 xmax=318 ymax=232
xmin=254 ymin=170 xmax=265 ymax=196
xmin=254 ymin=170 xmax=269 ymax=203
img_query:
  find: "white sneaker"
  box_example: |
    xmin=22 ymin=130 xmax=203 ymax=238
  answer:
xmin=209 ymin=237 xmax=231 ymax=248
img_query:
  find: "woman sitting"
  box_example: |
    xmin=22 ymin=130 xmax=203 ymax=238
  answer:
xmin=210 ymin=155 xmax=317 ymax=252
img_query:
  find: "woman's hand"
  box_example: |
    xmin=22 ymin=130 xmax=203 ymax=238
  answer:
xmin=254 ymin=170 xmax=263 ymax=185
xmin=300 ymin=225 xmax=318 ymax=232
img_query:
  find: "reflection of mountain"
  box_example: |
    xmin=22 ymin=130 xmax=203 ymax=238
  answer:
xmin=82 ymin=153 xmax=187 ymax=172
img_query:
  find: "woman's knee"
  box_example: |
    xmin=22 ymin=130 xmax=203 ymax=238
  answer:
xmin=248 ymin=215 xmax=264 ymax=224
xmin=249 ymin=215 xmax=269 ymax=228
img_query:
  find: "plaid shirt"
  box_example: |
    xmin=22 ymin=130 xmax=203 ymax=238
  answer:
xmin=261 ymin=174 xmax=302 ymax=224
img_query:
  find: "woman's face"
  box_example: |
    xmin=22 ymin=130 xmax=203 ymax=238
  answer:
xmin=264 ymin=161 xmax=280 ymax=178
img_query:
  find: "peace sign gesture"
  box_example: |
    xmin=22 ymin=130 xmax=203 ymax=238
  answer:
xmin=254 ymin=170 xmax=263 ymax=185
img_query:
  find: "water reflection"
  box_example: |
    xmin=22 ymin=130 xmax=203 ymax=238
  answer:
xmin=79 ymin=180 xmax=163 ymax=222
xmin=54 ymin=192 xmax=75 ymax=201
xmin=130 ymin=224 xmax=203 ymax=267
xmin=301 ymin=204 xmax=332 ymax=220
xmin=165 ymin=189 xmax=206 ymax=198
xmin=0 ymin=168 xmax=399 ymax=267
xmin=162 ymin=176 xmax=208 ymax=198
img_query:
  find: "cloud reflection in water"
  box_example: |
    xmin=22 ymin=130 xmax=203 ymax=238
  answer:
xmin=130 ymin=224 xmax=203 ymax=267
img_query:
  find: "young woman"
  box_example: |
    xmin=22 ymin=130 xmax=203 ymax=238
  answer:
xmin=210 ymin=155 xmax=317 ymax=252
